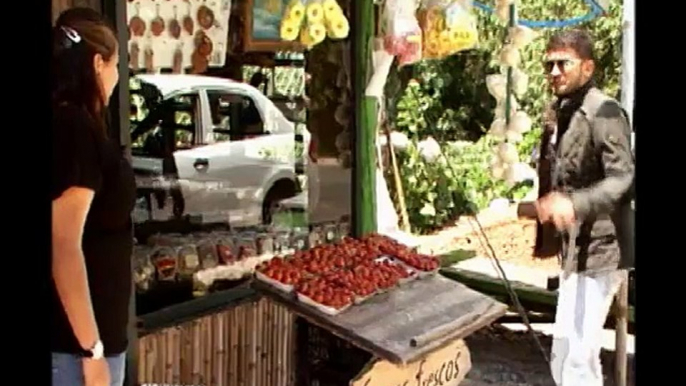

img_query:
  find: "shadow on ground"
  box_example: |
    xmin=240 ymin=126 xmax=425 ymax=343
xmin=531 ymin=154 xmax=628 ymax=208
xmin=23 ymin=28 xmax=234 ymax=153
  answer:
xmin=462 ymin=325 xmax=635 ymax=386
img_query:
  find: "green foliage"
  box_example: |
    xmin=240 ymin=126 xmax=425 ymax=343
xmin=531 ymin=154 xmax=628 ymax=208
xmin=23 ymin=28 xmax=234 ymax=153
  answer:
xmin=386 ymin=0 xmax=624 ymax=233
xmin=394 ymin=136 xmax=532 ymax=234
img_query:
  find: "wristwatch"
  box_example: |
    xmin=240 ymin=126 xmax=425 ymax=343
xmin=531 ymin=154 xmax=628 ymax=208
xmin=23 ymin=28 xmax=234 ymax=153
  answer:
xmin=82 ymin=340 xmax=104 ymax=360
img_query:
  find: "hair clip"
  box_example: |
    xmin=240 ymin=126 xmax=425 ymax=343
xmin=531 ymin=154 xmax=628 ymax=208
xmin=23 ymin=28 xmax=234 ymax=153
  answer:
xmin=61 ymin=26 xmax=82 ymax=44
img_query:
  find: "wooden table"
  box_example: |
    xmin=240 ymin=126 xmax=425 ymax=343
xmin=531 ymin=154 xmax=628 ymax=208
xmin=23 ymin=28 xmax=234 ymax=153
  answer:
xmin=254 ymin=274 xmax=507 ymax=365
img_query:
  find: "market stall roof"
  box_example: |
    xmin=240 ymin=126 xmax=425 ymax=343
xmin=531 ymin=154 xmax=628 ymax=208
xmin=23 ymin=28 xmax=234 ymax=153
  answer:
xmin=254 ymin=275 xmax=507 ymax=364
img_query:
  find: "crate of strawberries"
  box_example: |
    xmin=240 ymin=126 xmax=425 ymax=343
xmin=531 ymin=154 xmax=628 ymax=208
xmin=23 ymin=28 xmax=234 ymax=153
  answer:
xmin=254 ymin=234 xmax=441 ymax=314
xmin=363 ymin=234 xmax=441 ymax=278
xmin=254 ymin=257 xmax=304 ymax=294
xmin=295 ymin=276 xmax=355 ymax=315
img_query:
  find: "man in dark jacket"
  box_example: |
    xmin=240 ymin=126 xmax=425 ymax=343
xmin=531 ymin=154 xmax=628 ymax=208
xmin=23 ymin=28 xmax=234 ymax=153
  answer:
xmin=533 ymin=29 xmax=634 ymax=386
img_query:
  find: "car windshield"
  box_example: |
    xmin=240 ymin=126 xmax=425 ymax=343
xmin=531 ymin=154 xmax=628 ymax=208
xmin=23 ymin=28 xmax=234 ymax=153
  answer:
xmin=129 ymin=78 xmax=196 ymax=153
xmin=129 ymin=77 xmax=163 ymax=131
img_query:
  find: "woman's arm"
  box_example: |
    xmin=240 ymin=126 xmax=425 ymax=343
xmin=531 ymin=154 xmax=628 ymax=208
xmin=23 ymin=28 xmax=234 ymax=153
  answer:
xmin=52 ymin=186 xmax=100 ymax=351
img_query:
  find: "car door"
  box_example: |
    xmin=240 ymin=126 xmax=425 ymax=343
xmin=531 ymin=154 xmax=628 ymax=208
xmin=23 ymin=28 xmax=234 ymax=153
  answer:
xmin=131 ymin=90 xmax=211 ymax=222
xmin=192 ymin=87 xmax=297 ymax=226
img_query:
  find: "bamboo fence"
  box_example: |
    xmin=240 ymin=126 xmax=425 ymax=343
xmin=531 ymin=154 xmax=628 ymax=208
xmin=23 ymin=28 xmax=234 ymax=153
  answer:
xmin=138 ymin=298 xmax=297 ymax=386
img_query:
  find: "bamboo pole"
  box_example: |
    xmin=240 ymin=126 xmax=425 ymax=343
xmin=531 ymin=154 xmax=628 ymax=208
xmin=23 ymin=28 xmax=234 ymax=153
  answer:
xmin=247 ymin=302 xmax=257 ymax=386
xmin=192 ymin=320 xmax=202 ymax=385
xmin=257 ymin=300 xmax=265 ymax=386
xmin=230 ymin=307 xmax=238 ymax=385
xmin=267 ymin=301 xmax=275 ymax=386
xmin=384 ymin=125 xmax=411 ymax=233
xmin=614 ymin=270 xmax=629 ymax=386
xmin=136 ymin=301 xmax=298 ymax=386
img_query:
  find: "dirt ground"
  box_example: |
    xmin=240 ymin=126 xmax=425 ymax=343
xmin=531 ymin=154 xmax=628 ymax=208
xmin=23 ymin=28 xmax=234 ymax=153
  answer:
xmin=417 ymin=214 xmax=560 ymax=274
xmin=462 ymin=325 xmax=635 ymax=386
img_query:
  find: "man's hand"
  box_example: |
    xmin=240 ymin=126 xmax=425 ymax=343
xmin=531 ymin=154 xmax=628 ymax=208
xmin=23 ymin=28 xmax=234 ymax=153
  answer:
xmin=83 ymin=358 xmax=110 ymax=386
xmin=536 ymin=192 xmax=576 ymax=231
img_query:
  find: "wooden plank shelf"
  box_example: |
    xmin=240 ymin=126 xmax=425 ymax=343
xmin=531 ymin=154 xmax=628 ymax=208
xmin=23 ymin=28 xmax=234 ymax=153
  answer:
xmin=253 ymin=274 xmax=507 ymax=365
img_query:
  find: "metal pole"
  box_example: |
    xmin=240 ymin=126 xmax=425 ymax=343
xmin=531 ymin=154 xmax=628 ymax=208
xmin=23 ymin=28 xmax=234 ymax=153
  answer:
xmin=619 ymin=0 xmax=635 ymax=125
xmin=504 ymin=4 xmax=516 ymax=125
xmin=615 ymin=3 xmax=634 ymax=383
xmin=351 ymin=0 xmax=377 ymax=237
xmin=614 ymin=270 xmax=629 ymax=386
xmin=620 ymin=0 xmax=635 ymax=152
xmin=100 ymin=0 xmax=136 ymax=384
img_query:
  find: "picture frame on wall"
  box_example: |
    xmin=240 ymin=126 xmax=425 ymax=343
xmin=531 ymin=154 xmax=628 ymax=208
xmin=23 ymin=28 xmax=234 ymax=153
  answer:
xmin=242 ymin=0 xmax=304 ymax=52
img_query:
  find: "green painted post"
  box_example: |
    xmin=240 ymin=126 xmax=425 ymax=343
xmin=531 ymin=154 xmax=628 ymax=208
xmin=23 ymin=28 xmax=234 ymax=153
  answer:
xmin=352 ymin=0 xmax=377 ymax=237
xmin=504 ymin=3 xmax=516 ymax=124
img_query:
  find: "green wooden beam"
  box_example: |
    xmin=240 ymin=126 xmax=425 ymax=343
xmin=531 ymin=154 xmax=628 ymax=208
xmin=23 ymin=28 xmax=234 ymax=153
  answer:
xmin=440 ymin=268 xmax=635 ymax=324
xmin=352 ymin=0 xmax=377 ymax=237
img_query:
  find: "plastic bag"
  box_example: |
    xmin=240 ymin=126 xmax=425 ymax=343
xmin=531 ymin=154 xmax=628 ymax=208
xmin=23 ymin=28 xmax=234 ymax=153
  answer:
xmin=418 ymin=0 xmax=479 ymax=60
xmin=382 ymin=0 xmax=422 ymax=66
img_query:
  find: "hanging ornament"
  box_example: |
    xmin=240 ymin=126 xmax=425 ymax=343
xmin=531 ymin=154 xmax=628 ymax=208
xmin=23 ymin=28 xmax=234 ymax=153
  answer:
xmin=280 ymin=0 xmax=349 ymax=49
xmin=510 ymin=111 xmax=533 ymax=134
xmin=486 ymin=74 xmax=507 ymax=101
xmin=495 ymin=96 xmax=518 ymax=120
xmin=509 ymin=25 xmax=537 ymax=49
xmin=505 ymin=128 xmax=523 ymax=143
xmin=497 ymin=142 xmax=519 ymax=164
xmin=494 ymin=0 xmax=515 ymax=23
xmin=511 ymin=67 xmax=529 ymax=96
xmin=499 ymin=43 xmax=521 ymax=67
xmin=488 ymin=118 xmax=507 ymax=139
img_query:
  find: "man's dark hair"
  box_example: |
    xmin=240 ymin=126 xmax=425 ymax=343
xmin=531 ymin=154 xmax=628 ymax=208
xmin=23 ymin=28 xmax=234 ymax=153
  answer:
xmin=546 ymin=29 xmax=595 ymax=61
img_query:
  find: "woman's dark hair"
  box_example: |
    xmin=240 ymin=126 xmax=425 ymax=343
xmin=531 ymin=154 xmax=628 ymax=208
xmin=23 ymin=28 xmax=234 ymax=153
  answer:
xmin=55 ymin=6 xmax=105 ymax=26
xmin=53 ymin=8 xmax=118 ymax=133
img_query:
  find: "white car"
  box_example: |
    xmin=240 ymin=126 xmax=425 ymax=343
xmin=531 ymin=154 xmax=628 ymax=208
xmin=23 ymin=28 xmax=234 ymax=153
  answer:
xmin=129 ymin=74 xmax=315 ymax=228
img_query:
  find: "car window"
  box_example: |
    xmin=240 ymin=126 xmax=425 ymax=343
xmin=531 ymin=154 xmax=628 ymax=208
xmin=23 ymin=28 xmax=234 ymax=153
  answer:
xmin=207 ymin=90 xmax=265 ymax=142
xmin=131 ymin=92 xmax=199 ymax=157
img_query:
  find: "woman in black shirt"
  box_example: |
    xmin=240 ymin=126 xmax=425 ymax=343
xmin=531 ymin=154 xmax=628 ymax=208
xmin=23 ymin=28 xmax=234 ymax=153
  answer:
xmin=52 ymin=10 xmax=136 ymax=386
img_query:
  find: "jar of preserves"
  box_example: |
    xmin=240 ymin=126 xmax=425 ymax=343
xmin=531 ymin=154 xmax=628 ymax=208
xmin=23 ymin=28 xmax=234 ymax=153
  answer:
xmin=215 ymin=233 xmax=236 ymax=264
xmin=292 ymin=228 xmax=309 ymax=251
xmin=274 ymin=231 xmax=293 ymax=256
xmin=323 ymin=222 xmax=339 ymax=243
xmin=195 ymin=235 xmax=219 ymax=270
xmin=309 ymin=225 xmax=324 ymax=247
xmin=176 ymin=238 xmax=200 ymax=280
xmin=150 ymin=245 xmax=178 ymax=282
xmin=133 ymin=246 xmax=155 ymax=293
xmin=235 ymin=233 xmax=257 ymax=261
xmin=255 ymin=232 xmax=275 ymax=257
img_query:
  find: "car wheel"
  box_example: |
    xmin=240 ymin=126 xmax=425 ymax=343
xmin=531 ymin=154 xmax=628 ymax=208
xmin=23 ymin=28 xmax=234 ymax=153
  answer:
xmin=262 ymin=180 xmax=297 ymax=225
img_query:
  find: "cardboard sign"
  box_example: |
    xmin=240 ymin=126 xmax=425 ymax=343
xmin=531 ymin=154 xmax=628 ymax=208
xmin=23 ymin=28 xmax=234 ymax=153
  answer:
xmin=351 ymin=339 xmax=471 ymax=386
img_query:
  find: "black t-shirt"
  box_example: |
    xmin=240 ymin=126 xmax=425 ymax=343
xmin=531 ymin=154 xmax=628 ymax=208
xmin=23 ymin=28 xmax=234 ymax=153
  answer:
xmin=51 ymin=104 xmax=137 ymax=355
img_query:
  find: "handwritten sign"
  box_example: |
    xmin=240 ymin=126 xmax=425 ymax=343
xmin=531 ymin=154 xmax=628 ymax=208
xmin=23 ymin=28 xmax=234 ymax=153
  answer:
xmin=351 ymin=339 xmax=471 ymax=386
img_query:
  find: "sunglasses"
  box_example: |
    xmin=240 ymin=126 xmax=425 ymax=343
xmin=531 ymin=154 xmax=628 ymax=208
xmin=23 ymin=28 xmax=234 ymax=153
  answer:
xmin=543 ymin=59 xmax=580 ymax=74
